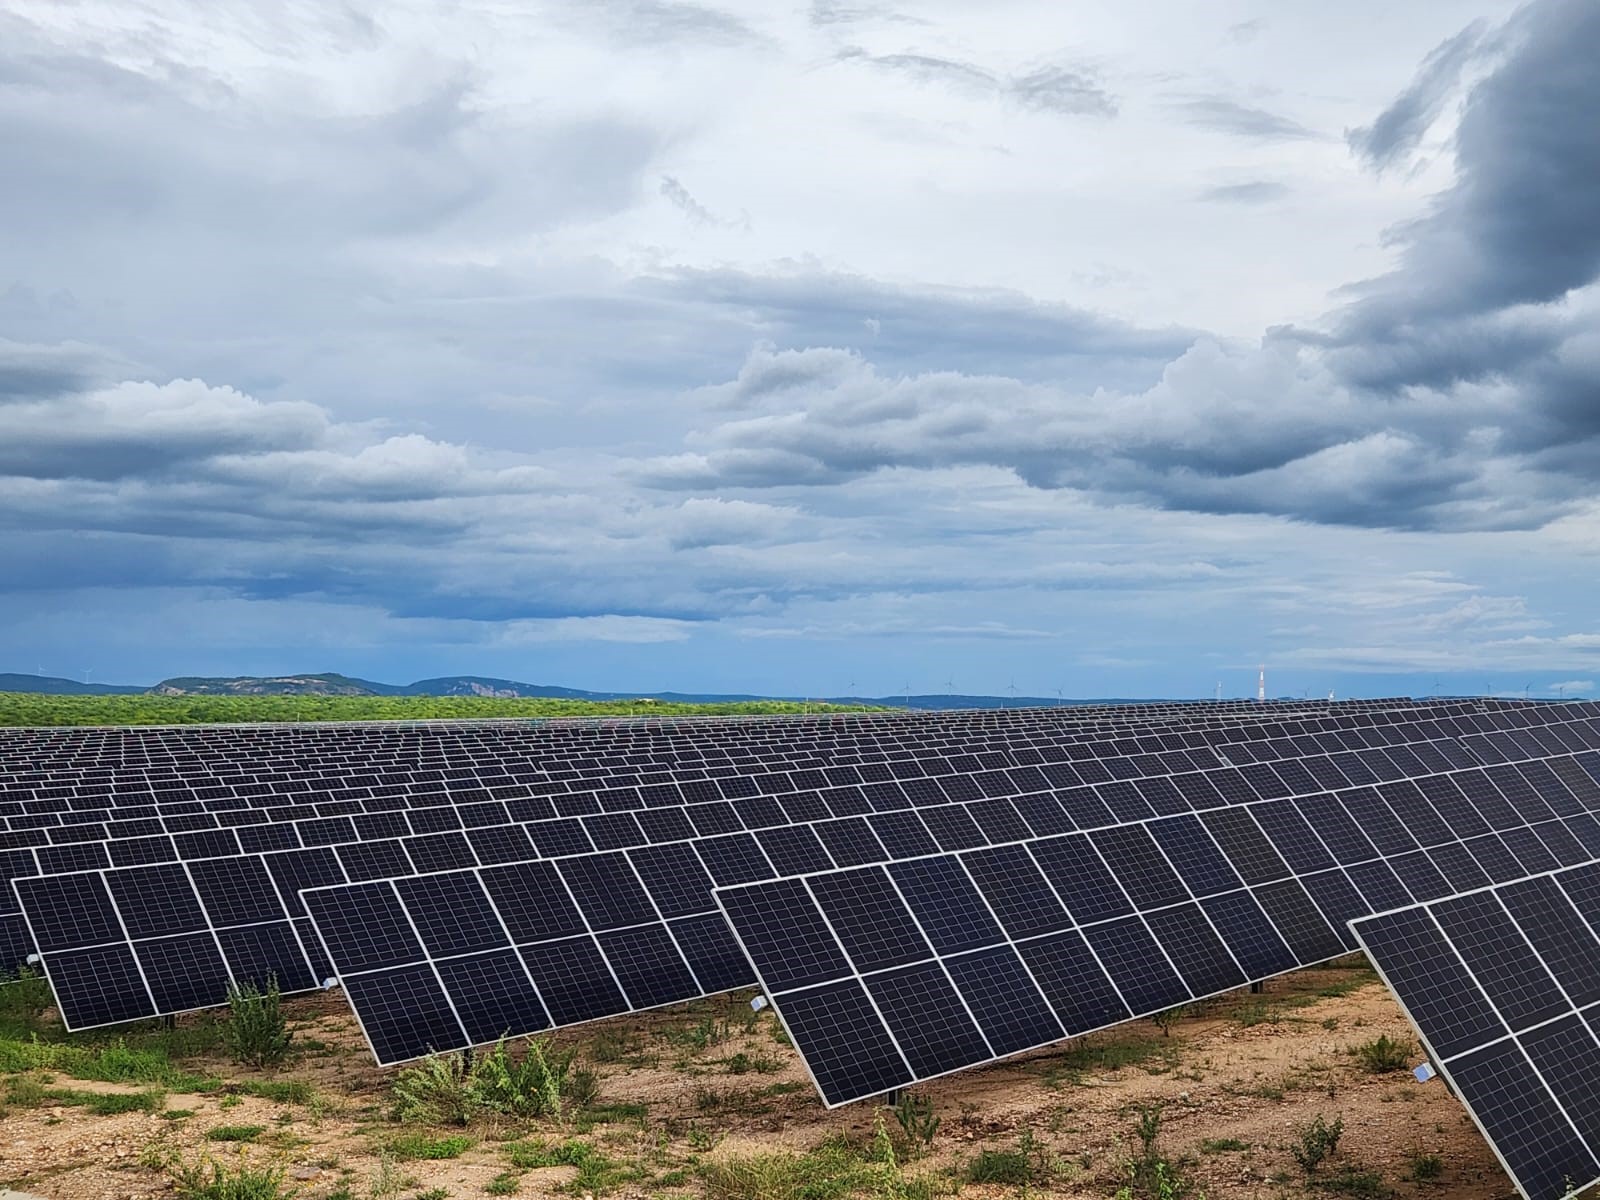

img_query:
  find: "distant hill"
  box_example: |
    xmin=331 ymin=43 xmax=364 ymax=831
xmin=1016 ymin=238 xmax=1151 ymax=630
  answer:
xmin=0 ymin=672 xmax=146 ymax=695
xmin=0 ymin=671 xmax=1145 ymax=708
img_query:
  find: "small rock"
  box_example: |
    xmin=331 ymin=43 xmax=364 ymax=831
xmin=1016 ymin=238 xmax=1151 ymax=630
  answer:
xmin=291 ymin=1167 xmax=320 ymax=1181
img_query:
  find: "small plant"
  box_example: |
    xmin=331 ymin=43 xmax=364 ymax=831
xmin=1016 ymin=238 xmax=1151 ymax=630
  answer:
xmin=486 ymin=1171 xmax=522 ymax=1195
xmin=475 ymin=1037 xmax=576 ymax=1119
xmin=1407 ymin=1151 xmax=1444 ymax=1182
xmin=223 ymin=977 xmax=292 ymax=1069
xmin=168 ymin=1151 xmax=296 ymax=1200
xmin=1150 ymin=1005 xmax=1188 ymax=1037
xmin=1292 ymin=1114 xmax=1345 ymax=1175
xmin=391 ymin=1052 xmax=474 ymax=1125
xmin=893 ymin=1091 xmax=940 ymax=1152
xmin=1318 ymin=1165 xmax=1391 ymax=1197
xmin=966 ymin=1130 xmax=1056 ymax=1186
xmin=1117 ymin=1104 xmax=1203 ymax=1200
xmin=1353 ymin=1035 xmax=1414 ymax=1074
xmin=386 ymin=1132 xmax=473 ymax=1160
xmin=1199 ymin=1137 xmax=1246 ymax=1153
xmin=207 ymin=1124 xmax=268 ymax=1142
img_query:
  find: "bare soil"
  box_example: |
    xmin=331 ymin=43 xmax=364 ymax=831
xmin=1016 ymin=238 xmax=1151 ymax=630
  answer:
xmin=0 ymin=963 xmax=1516 ymax=1200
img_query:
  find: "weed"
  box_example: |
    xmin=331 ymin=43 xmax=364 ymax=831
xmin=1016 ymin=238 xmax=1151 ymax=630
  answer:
xmin=892 ymin=1092 xmax=940 ymax=1153
xmin=1199 ymin=1138 xmax=1247 ymax=1153
xmin=1353 ymin=1035 xmax=1414 ymax=1074
xmin=223 ymin=978 xmax=292 ymax=1069
xmin=725 ymin=1051 xmax=782 ymax=1075
xmin=504 ymin=1137 xmax=638 ymax=1195
xmin=164 ymin=1108 xmax=199 ymax=1121
xmin=1317 ymin=1166 xmax=1391 ymax=1196
xmin=1292 ymin=1114 xmax=1345 ymax=1175
xmin=391 ymin=1052 xmax=475 ymax=1125
xmin=366 ymin=1156 xmax=416 ymax=1199
xmin=486 ymin=1171 xmax=522 ymax=1195
xmin=207 ymin=1124 xmax=268 ymax=1142
xmin=386 ymin=1132 xmax=474 ymax=1160
xmin=703 ymin=1139 xmax=887 ymax=1200
xmin=588 ymin=1028 xmax=642 ymax=1064
xmin=475 ymin=1037 xmax=577 ymax=1119
xmin=0 ymin=966 xmax=53 ymax=1020
xmin=1150 ymin=1005 xmax=1188 ymax=1037
xmin=168 ymin=1151 xmax=296 ymax=1200
xmin=1116 ymin=1104 xmax=1202 ymax=1200
xmin=966 ymin=1130 xmax=1056 ymax=1186
xmin=1407 ymin=1151 xmax=1444 ymax=1182
xmin=235 ymin=1079 xmax=315 ymax=1104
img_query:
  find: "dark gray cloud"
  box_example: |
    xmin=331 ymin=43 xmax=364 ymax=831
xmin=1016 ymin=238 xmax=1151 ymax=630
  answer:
xmin=1174 ymin=96 xmax=1321 ymax=140
xmin=1347 ymin=20 xmax=1488 ymax=170
xmin=637 ymin=0 xmax=1600 ymax=535
xmin=1199 ymin=181 xmax=1289 ymax=204
xmin=1342 ymin=0 xmax=1600 ymax=324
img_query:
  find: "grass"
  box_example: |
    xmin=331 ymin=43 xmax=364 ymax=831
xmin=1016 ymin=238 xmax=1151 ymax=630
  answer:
xmin=206 ymin=1124 xmax=268 ymax=1142
xmin=1199 ymin=1138 xmax=1248 ymax=1153
xmin=0 ymin=691 xmax=888 ymax=726
xmin=1040 ymin=1031 xmax=1175 ymax=1085
xmin=386 ymin=1132 xmax=474 ymax=1160
xmin=3 ymin=1079 xmax=168 ymax=1115
xmin=505 ymin=1137 xmax=642 ymax=1195
xmin=702 ymin=1137 xmax=894 ymax=1200
xmin=1406 ymin=1151 xmax=1444 ymax=1182
xmin=168 ymin=1153 xmax=296 ymax=1200
xmin=1352 ymin=1035 xmax=1415 ymax=1074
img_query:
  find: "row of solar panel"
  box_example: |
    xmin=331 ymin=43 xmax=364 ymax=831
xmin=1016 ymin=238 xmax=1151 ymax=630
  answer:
xmin=0 ymin=698 xmax=1532 ymax=798
xmin=7 ymin=727 xmax=1595 ymax=992
xmin=8 ymin=704 xmax=1600 ymax=1001
xmin=3 ymin=708 xmax=1575 ymax=845
xmin=1354 ymin=861 xmax=1600 ymax=1200
xmin=257 ymin=748 xmax=1600 ymax=1068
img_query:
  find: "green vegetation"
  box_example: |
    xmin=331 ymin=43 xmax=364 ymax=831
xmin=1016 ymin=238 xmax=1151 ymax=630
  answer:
xmin=506 ymin=1137 xmax=640 ymax=1195
xmin=386 ymin=1132 xmax=474 ymax=1159
xmin=1114 ymin=1104 xmax=1202 ymax=1200
xmin=1352 ymin=1035 xmax=1415 ymax=1074
xmin=703 ymin=1128 xmax=936 ymax=1200
xmin=1407 ymin=1151 xmax=1444 ymax=1181
xmin=966 ymin=1130 xmax=1057 ymax=1186
xmin=891 ymin=1091 xmax=940 ymax=1153
xmin=169 ymin=1152 xmax=296 ymax=1200
xmin=224 ymin=978 xmax=293 ymax=1068
xmin=207 ymin=1124 xmax=268 ymax=1142
xmin=1292 ymin=1114 xmax=1345 ymax=1175
xmin=0 ymin=691 xmax=887 ymax=727
xmin=392 ymin=1037 xmax=579 ymax=1125
xmin=1199 ymin=1138 xmax=1248 ymax=1153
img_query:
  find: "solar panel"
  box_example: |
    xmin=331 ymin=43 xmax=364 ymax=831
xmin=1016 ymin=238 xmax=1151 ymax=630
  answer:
xmin=298 ymin=704 xmax=1600 ymax=1068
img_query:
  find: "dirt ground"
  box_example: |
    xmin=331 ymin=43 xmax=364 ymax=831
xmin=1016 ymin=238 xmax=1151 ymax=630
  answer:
xmin=0 ymin=962 xmax=1516 ymax=1200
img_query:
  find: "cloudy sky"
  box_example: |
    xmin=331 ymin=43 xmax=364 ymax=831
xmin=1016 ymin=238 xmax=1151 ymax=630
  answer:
xmin=3 ymin=0 xmax=1598 ymax=699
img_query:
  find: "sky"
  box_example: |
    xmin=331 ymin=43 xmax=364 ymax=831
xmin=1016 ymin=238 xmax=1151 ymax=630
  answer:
xmin=2 ymin=0 xmax=1598 ymax=700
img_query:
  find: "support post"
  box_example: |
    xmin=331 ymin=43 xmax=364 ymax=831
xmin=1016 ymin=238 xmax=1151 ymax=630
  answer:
xmin=1250 ymin=980 xmax=1264 ymax=995
xmin=462 ymin=1046 xmax=474 ymax=1072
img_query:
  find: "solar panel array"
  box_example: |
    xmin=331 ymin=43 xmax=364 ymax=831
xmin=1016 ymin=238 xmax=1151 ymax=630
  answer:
xmin=1353 ymin=862 xmax=1600 ymax=1200
xmin=9 ymin=695 xmax=1600 ymax=1200
xmin=278 ymin=698 xmax=1600 ymax=1063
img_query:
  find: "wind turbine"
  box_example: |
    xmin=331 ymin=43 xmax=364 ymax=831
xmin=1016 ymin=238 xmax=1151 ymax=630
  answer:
xmin=1007 ymin=679 xmax=1019 ymax=705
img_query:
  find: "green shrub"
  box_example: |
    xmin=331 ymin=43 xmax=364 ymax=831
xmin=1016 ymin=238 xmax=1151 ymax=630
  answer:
xmin=1292 ymin=1114 xmax=1345 ymax=1175
xmin=474 ymin=1037 xmax=576 ymax=1119
xmin=1116 ymin=1104 xmax=1202 ymax=1200
xmin=1353 ymin=1035 xmax=1414 ymax=1074
xmin=224 ymin=978 xmax=292 ymax=1069
xmin=486 ymin=1171 xmax=522 ymax=1195
xmin=169 ymin=1152 xmax=296 ymax=1200
xmin=392 ymin=1037 xmax=583 ymax=1125
xmin=892 ymin=1092 xmax=940 ymax=1152
xmin=392 ymin=1051 xmax=475 ymax=1125
xmin=967 ymin=1131 xmax=1055 ymax=1186
xmin=1407 ymin=1151 xmax=1444 ymax=1181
